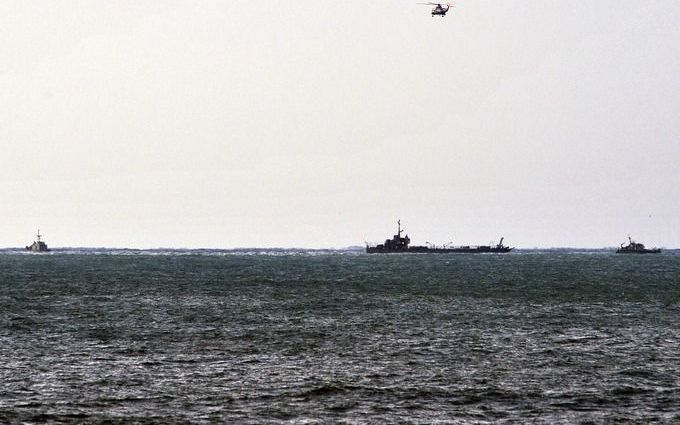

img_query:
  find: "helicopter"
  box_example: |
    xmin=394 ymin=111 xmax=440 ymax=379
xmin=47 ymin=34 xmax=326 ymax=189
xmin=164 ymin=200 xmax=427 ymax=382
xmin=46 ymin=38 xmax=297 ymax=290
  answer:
xmin=419 ymin=2 xmax=453 ymax=17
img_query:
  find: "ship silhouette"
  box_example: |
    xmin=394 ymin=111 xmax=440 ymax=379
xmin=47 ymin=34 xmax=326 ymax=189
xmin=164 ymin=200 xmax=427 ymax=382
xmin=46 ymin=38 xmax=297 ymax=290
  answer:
xmin=25 ymin=230 xmax=50 ymax=252
xmin=616 ymin=236 xmax=660 ymax=254
xmin=366 ymin=221 xmax=512 ymax=254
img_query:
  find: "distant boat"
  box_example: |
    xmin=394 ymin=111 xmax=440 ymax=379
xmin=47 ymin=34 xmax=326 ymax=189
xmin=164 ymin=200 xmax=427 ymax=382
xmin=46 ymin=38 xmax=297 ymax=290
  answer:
xmin=25 ymin=230 xmax=50 ymax=252
xmin=366 ymin=220 xmax=513 ymax=254
xmin=616 ymin=236 xmax=660 ymax=254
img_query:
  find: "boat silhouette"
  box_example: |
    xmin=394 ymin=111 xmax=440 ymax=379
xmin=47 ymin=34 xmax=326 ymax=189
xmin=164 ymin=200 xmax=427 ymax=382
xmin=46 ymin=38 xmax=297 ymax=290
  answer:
xmin=366 ymin=221 xmax=512 ymax=254
xmin=616 ymin=236 xmax=660 ymax=254
xmin=25 ymin=230 xmax=50 ymax=252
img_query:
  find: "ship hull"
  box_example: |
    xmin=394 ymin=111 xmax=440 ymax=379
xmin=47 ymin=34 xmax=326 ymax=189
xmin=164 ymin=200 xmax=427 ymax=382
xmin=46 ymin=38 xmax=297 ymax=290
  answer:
xmin=367 ymin=246 xmax=513 ymax=254
xmin=615 ymin=249 xmax=661 ymax=254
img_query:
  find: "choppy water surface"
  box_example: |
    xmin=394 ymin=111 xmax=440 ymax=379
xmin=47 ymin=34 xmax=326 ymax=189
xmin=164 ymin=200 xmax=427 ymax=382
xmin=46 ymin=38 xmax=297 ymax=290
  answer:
xmin=1 ymin=250 xmax=679 ymax=423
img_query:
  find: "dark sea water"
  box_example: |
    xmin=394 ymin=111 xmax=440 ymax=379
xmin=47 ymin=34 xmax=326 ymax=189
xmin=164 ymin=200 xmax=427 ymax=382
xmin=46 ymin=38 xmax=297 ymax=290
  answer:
xmin=1 ymin=249 xmax=679 ymax=424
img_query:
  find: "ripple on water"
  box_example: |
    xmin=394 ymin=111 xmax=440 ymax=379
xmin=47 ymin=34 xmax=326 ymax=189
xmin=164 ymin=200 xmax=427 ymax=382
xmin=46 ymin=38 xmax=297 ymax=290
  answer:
xmin=0 ymin=251 xmax=679 ymax=423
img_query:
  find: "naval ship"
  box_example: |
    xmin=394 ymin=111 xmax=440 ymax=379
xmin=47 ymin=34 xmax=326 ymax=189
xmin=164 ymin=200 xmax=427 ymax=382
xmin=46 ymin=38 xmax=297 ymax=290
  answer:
xmin=616 ymin=236 xmax=660 ymax=254
xmin=366 ymin=221 xmax=513 ymax=254
xmin=25 ymin=230 xmax=50 ymax=252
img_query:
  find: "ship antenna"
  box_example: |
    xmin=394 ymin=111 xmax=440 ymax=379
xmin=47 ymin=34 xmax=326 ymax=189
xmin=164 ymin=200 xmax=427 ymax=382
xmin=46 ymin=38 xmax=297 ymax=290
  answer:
xmin=398 ymin=219 xmax=402 ymax=237
xmin=36 ymin=229 xmax=41 ymax=242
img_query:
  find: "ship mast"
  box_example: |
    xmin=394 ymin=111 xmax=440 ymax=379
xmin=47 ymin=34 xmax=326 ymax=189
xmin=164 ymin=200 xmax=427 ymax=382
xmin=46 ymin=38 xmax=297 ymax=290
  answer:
xmin=36 ymin=229 xmax=42 ymax=243
xmin=397 ymin=220 xmax=402 ymax=237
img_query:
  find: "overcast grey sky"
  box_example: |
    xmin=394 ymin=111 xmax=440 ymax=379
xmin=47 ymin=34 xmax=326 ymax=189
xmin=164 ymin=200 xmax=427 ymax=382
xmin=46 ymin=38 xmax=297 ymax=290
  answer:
xmin=1 ymin=1 xmax=679 ymax=248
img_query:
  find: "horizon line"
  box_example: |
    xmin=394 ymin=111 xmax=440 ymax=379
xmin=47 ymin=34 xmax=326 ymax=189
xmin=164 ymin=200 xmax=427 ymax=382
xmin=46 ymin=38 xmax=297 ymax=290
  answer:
xmin=1 ymin=246 xmax=677 ymax=251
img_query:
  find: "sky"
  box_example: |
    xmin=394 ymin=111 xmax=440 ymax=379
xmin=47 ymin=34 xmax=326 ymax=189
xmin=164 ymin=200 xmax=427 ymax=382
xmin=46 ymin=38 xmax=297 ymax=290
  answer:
xmin=1 ymin=1 xmax=679 ymax=248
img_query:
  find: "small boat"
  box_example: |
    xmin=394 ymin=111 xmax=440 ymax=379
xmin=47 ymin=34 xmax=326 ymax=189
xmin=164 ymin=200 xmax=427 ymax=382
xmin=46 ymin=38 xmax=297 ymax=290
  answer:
xmin=25 ymin=230 xmax=50 ymax=252
xmin=616 ymin=236 xmax=660 ymax=254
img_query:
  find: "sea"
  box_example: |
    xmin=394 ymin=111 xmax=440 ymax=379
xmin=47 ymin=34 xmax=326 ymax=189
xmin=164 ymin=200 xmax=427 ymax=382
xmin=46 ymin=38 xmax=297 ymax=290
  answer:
xmin=1 ymin=248 xmax=679 ymax=424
